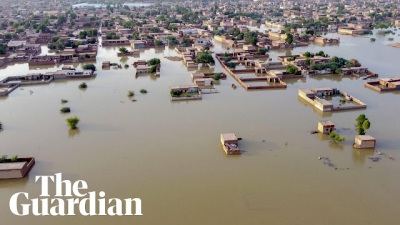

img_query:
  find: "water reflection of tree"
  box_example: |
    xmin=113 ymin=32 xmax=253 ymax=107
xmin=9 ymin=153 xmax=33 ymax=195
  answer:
xmin=285 ymin=49 xmax=292 ymax=56
xmin=119 ymin=56 xmax=128 ymax=63
xmin=328 ymin=141 xmax=344 ymax=152
xmin=155 ymin=47 xmax=165 ymax=54
xmin=68 ymin=129 xmax=81 ymax=138
xmin=352 ymin=149 xmax=374 ymax=166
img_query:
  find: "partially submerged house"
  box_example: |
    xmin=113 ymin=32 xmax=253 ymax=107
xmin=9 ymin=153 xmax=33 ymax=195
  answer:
xmin=220 ymin=133 xmax=241 ymax=155
xmin=0 ymin=157 xmax=35 ymax=179
xmin=194 ymin=78 xmax=214 ymax=86
xmin=354 ymin=135 xmax=376 ymax=149
xmin=365 ymin=77 xmax=400 ymax=92
xmin=298 ymin=88 xmax=367 ymax=112
xmin=170 ymin=85 xmax=202 ymax=101
xmin=318 ymin=121 xmax=335 ymax=134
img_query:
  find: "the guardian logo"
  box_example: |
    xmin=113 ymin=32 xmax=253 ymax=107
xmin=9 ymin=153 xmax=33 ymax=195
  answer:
xmin=9 ymin=173 xmax=143 ymax=216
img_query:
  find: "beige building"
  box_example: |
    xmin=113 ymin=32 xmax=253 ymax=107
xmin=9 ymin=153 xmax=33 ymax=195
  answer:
xmin=354 ymin=135 xmax=376 ymax=149
xmin=220 ymin=133 xmax=241 ymax=155
xmin=318 ymin=121 xmax=335 ymax=134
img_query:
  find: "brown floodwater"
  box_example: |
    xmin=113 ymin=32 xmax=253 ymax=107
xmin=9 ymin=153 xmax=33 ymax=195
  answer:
xmin=1 ymin=29 xmax=400 ymax=224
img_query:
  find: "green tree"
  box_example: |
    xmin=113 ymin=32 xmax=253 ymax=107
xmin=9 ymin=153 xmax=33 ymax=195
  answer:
xmin=244 ymin=31 xmax=258 ymax=45
xmin=83 ymin=64 xmax=96 ymax=71
xmin=147 ymin=58 xmax=161 ymax=66
xmin=79 ymin=30 xmax=87 ymax=39
xmin=166 ymin=36 xmax=179 ymax=45
xmin=0 ymin=43 xmax=7 ymax=54
xmin=257 ymin=48 xmax=268 ymax=55
xmin=286 ymin=64 xmax=301 ymax=75
xmin=149 ymin=65 xmax=157 ymax=73
xmin=66 ymin=117 xmax=80 ymax=130
xmin=285 ymin=33 xmax=293 ymax=44
xmin=356 ymin=114 xmax=371 ymax=135
xmin=119 ymin=47 xmax=129 ymax=54
xmin=181 ymin=35 xmax=193 ymax=47
xmin=195 ymin=51 xmax=215 ymax=64
xmin=329 ymin=132 xmax=346 ymax=142
xmin=212 ymin=73 xmax=222 ymax=80
xmin=154 ymin=40 xmax=163 ymax=46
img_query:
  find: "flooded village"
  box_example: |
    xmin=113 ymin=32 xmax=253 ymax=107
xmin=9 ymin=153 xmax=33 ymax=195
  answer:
xmin=1 ymin=0 xmax=400 ymax=224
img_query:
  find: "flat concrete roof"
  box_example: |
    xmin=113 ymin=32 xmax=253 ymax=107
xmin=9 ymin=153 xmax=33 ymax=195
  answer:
xmin=356 ymin=135 xmax=376 ymax=141
xmin=221 ymin=133 xmax=238 ymax=141
xmin=299 ymin=89 xmax=314 ymax=95
xmin=319 ymin=120 xmax=334 ymax=126
xmin=171 ymin=85 xmax=199 ymax=89
xmin=311 ymin=87 xmax=333 ymax=92
xmin=0 ymin=162 xmax=26 ymax=171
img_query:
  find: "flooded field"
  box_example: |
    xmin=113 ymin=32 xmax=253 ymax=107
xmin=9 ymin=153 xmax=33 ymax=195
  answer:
xmin=1 ymin=31 xmax=400 ymax=225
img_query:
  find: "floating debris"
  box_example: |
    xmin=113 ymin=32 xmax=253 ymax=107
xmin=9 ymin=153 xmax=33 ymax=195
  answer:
xmin=368 ymin=157 xmax=381 ymax=162
xmin=310 ymin=130 xmax=318 ymax=134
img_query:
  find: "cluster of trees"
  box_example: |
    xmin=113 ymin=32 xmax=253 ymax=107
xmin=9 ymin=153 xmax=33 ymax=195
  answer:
xmin=147 ymin=58 xmax=161 ymax=66
xmin=79 ymin=29 xmax=98 ymax=39
xmin=309 ymin=57 xmax=346 ymax=74
xmin=0 ymin=155 xmax=19 ymax=163
xmin=48 ymin=36 xmax=67 ymax=50
xmin=375 ymin=22 xmax=396 ymax=30
xmin=285 ymin=33 xmax=293 ymax=44
xmin=149 ymin=27 xmax=160 ymax=33
xmin=166 ymin=36 xmax=179 ymax=45
xmin=170 ymin=89 xmax=183 ymax=97
xmin=181 ymin=35 xmax=193 ymax=47
xmin=195 ymin=51 xmax=215 ymax=64
xmin=83 ymin=64 xmax=96 ymax=71
xmin=223 ymin=11 xmax=263 ymax=21
xmin=286 ymin=64 xmax=301 ymax=75
xmin=0 ymin=43 xmax=7 ymax=54
xmin=105 ymin=32 xmax=120 ymax=40
xmin=244 ymin=31 xmax=258 ymax=46
xmin=154 ymin=40 xmax=164 ymax=46
xmin=256 ymin=48 xmax=268 ymax=55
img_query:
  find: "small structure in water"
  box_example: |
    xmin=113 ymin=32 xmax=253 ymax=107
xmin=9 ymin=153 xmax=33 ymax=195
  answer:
xmin=220 ymin=133 xmax=241 ymax=155
xmin=0 ymin=121 xmax=2 ymax=130
xmin=354 ymin=135 xmax=376 ymax=149
xmin=0 ymin=157 xmax=35 ymax=179
xmin=318 ymin=121 xmax=335 ymax=134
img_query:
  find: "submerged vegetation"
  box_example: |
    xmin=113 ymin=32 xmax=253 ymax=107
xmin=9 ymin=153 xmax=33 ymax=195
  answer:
xmin=212 ymin=73 xmax=222 ymax=80
xmin=66 ymin=116 xmax=80 ymax=130
xmin=329 ymin=132 xmax=346 ymax=142
xmin=79 ymin=82 xmax=87 ymax=88
xmin=0 ymin=155 xmax=19 ymax=163
xmin=60 ymin=107 xmax=71 ymax=113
